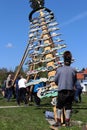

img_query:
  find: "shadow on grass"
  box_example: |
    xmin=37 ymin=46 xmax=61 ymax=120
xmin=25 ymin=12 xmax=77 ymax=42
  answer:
xmin=73 ymin=107 xmax=87 ymax=110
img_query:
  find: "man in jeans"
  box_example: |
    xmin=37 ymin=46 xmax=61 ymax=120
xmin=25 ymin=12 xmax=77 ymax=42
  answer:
xmin=54 ymin=51 xmax=77 ymax=127
xmin=6 ymin=74 xmax=13 ymax=101
xmin=74 ymin=80 xmax=83 ymax=103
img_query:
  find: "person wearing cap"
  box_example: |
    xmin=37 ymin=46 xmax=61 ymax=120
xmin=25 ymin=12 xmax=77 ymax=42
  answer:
xmin=54 ymin=51 xmax=77 ymax=127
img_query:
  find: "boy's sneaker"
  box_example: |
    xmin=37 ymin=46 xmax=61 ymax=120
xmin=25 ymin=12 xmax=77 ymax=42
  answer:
xmin=65 ymin=121 xmax=70 ymax=127
xmin=24 ymin=104 xmax=29 ymax=107
xmin=52 ymin=122 xmax=61 ymax=127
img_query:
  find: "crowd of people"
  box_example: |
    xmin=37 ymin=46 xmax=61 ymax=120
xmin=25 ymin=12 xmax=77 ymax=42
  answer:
xmin=0 ymin=73 xmax=45 ymax=106
xmin=0 ymin=50 xmax=84 ymax=128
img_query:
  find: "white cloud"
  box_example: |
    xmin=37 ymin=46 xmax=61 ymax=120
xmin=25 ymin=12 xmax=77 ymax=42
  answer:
xmin=6 ymin=43 xmax=13 ymax=48
xmin=61 ymin=11 xmax=87 ymax=27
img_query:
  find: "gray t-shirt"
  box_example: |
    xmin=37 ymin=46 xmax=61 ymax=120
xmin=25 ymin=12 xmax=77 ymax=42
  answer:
xmin=54 ymin=65 xmax=77 ymax=91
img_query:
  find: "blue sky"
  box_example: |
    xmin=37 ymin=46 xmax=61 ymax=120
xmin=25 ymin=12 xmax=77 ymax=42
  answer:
xmin=0 ymin=0 xmax=87 ymax=71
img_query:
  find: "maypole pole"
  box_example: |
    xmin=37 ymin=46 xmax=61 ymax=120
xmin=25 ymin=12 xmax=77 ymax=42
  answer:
xmin=13 ymin=0 xmax=66 ymax=124
xmin=28 ymin=0 xmax=60 ymax=122
xmin=12 ymin=41 xmax=30 ymax=86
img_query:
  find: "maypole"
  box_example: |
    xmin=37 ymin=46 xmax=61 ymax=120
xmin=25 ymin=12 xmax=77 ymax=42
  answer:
xmin=13 ymin=0 xmax=67 ymax=123
xmin=26 ymin=0 xmax=66 ymax=91
xmin=26 ymin=0 xmax=67 ymax=123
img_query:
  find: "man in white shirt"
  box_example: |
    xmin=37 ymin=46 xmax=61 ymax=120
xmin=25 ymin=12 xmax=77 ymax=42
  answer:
xmin=18 ymin=75 xmax=27 ymax=105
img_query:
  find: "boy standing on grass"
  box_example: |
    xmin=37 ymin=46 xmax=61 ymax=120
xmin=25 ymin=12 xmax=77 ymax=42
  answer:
xmin=54 ymin=51 xmax=77 ymax=127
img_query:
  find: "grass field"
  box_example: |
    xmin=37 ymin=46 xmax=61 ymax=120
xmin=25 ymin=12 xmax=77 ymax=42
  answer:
xmin=0 ymin=93 xmax=87 ymax=130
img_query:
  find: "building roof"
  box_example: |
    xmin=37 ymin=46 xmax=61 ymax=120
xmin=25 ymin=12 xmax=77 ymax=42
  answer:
xmin=83 ymin=68 xmax=87 ymax=74
xmin=77 ymin=73 xmax=84 ymax=80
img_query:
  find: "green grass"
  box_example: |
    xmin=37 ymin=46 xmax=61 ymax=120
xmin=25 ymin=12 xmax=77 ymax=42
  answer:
xmin=0 ymin=94 xmax=87 ymax=130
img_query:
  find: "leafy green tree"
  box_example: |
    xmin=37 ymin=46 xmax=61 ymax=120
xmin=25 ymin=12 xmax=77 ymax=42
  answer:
xmin=0 ymin=68 xmax=8 ymax=83
xmin=0 ymin=68 xmax=14 ymax=85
